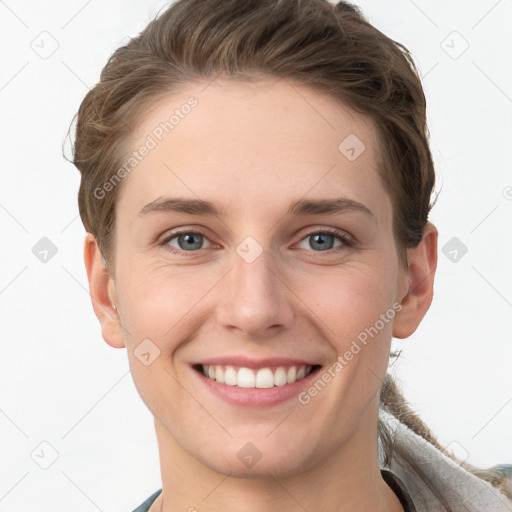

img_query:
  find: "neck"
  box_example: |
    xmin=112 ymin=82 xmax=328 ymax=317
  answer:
xmin=151 ymin=400 xmax=403 ymax=512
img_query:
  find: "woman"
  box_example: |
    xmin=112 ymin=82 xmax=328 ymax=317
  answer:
xmin=69 ymin=0 xmax=512 ymax=510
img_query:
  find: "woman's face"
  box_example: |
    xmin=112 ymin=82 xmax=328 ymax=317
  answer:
xmin=103 ymin=79 xmax=414 ymax=477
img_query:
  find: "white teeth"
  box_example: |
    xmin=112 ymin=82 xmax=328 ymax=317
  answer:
xmin=200 ymin=364 xmax=313 ymax=388
xmin=255 ymin=368 xmax=274 ymax=388
xmin=274 ymin=367 xmax=287 ymax=386
xmin=237 ymin=367 xmax=256 ymax=388
xmin=224 ymin=366 xmax=237 ymax=386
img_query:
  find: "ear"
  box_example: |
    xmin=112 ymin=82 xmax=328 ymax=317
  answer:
xmin=83 ymin=233 xmax=126 ymax=349
xmin=393 ymin=222 xmax=438 ymax=339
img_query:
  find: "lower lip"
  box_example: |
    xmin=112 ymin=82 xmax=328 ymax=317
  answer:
xmin=191 ymin=365 xmax=322 ymax=407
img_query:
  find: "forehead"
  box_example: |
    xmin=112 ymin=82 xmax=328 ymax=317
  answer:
xmin=117 ymin=78 xmax=389 ymax=221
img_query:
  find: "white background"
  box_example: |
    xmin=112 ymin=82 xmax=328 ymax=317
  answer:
xmin=0 ymin=0 xmax=511 ymax=510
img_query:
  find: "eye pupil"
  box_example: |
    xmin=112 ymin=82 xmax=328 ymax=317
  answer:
xmin=310 ymin=233 xmax=334 ymax=251
xmin=180 ymin=233 xmax=202 ymax=250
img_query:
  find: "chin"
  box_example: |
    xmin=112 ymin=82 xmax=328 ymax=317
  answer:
xmin=197 ymin=440 xmax=320 ymax=480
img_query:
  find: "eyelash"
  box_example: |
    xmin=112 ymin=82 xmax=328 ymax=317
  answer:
xmin=158 ymin=227 xmax=355 ymax=256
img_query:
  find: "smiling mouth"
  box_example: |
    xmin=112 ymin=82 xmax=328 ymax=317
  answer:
xmin=193 ymin=363 xmax=322 ymax=388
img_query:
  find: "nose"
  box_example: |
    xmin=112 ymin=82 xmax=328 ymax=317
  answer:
xmin=215 ymin=244 xmax=295 ymax=339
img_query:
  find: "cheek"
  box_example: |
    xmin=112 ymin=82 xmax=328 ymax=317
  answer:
xmin=306 ymin=262 xmax=398 ymax=344
xmin=118 ymin=253 xmax=399 ymax=353
xmin=291 ymin=267 xmax=396 ymax=418
xmin=300 ymin=263 xmax=397 ymax=405
xmin=117 ymin=259 xmax=214 ymax=338
xmin=114 ymin=263 xmax=204 ymax=416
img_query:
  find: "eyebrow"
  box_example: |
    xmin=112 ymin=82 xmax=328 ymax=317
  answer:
xmin=138 ymin=196 xmax=374 ymax=218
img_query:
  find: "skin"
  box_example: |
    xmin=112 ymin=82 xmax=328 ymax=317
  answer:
xmin=84 ymin=78 xmax=437 ymax=511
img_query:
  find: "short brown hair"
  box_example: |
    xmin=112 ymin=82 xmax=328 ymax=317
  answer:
xmin=68 ymin=0 xmax=435 ymax=272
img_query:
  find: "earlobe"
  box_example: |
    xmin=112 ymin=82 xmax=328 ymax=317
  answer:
xmin=83 ymin=233 xmax=126 ymax=349
xmin=392 ymin=222 xmax=438 ymax=339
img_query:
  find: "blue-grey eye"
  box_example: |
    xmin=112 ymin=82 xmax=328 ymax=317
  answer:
xmin=296 ymin=232 xmax=346 ymax=252
xmin=166 ymin=232 xmax=212 ymax=251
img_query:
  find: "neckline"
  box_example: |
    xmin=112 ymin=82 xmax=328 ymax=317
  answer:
xmin=380 ymin=469 xmax=417 ymax=512
xmin=141 ymin=470 xmax=415 ymax=512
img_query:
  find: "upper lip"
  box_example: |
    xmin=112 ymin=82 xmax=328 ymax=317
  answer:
xmin=193 ymin=356 xmax=321 ymax=369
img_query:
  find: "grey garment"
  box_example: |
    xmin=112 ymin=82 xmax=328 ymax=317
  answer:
xmin=379 ymin=410 xmax=512 ymax=512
